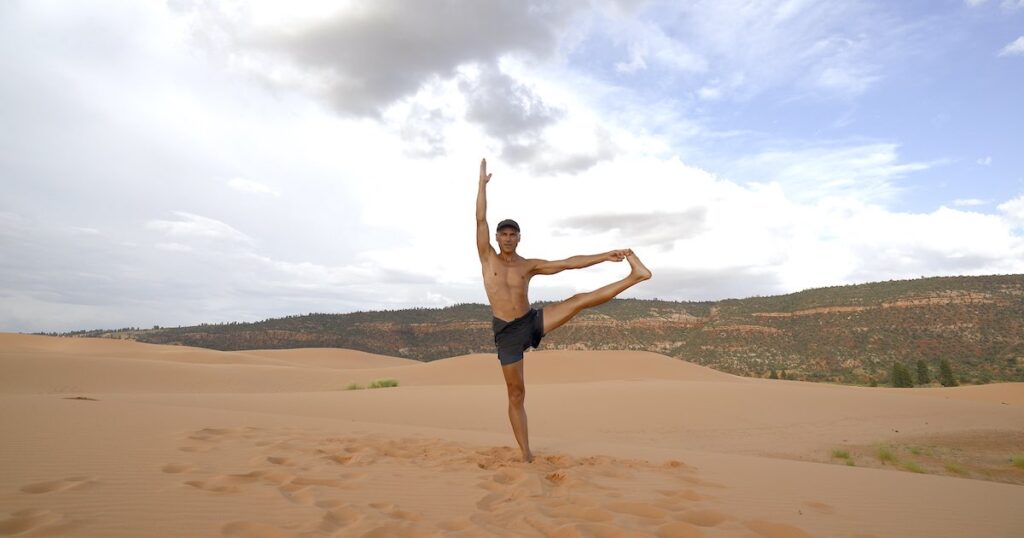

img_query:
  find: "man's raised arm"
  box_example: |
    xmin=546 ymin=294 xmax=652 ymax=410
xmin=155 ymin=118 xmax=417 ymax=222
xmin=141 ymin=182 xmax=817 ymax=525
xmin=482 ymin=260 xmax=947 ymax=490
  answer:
xmin=476 ymin=158 xmax=494 ymax=259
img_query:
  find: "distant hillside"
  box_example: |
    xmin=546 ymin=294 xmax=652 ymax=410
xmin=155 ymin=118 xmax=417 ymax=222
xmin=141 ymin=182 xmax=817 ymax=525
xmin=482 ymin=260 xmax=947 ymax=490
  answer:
xmin=53 ymin=274 xmax=1024 ymax=385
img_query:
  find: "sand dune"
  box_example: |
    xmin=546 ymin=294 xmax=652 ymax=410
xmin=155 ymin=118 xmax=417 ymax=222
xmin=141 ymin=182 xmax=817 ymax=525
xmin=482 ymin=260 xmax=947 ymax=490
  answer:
xmin=1 ymin=333 xmax=1023 ymax=537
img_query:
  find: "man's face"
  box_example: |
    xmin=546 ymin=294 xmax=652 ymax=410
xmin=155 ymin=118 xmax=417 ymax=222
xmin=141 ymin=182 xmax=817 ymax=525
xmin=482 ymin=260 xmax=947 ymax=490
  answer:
xmin=496 ymin=227 xmax=520 ymax=254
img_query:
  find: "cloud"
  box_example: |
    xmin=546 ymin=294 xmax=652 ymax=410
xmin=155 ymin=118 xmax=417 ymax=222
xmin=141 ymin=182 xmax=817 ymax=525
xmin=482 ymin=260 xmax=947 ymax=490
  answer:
xmin=229 ymin=0 xmax=584 ymax=116
xmin=147 ymin=212 xmax=253 ymax=243
xmin=998 ymin=36 xmax=1024 ymax=57
xmin=977 ymin=156 xmax=993 ymax=165
xmin=594 ymin=0 xmax=894 ymax=101
xmin=953 ymin=198 xmax=987 ymax=206
xmin=999 ymin=194 xmax=1024 ymax=223
xmin=556 ymin=209 xmax=708 ymax=249
xmin=724 ymin=142 xmax=932 ymax=204
xmin=228 ymin=178 xmax=280 ymax=197
xmin=461 ymin=65 xmax=564 ymax=143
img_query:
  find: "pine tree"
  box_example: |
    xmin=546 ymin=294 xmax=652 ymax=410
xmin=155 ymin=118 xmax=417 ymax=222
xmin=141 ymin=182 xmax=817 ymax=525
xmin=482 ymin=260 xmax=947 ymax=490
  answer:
xmin=769 ymin=369 xmax=778 ymax=379
xmin=915 ymin=360 xmax=931 ymax=385
xmin=939 ymin=358 xmax=958 ymax=387
xmin=892 ymin=363 xmax=914 ymax=388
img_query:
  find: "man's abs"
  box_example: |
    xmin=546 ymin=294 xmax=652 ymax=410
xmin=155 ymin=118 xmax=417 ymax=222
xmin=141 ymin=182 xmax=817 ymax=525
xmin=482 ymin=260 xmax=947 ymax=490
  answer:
xmin=482 ymin=260 xmax=532 ymax=320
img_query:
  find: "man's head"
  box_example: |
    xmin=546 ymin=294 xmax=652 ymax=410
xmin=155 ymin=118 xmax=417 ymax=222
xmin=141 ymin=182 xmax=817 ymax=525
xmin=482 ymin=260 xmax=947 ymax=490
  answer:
xmin=495 ymin=219 xmax=520 ymax=255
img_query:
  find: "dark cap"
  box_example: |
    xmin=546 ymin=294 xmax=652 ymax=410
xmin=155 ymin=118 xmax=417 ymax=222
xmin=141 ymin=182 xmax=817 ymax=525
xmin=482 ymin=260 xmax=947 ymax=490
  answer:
xmin=496 ymin=219 xmax=520 ymax=232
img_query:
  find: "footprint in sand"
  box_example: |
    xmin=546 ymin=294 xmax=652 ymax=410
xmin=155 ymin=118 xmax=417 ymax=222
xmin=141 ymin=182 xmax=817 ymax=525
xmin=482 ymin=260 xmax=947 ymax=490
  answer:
xmin=161 ymin=463 xmax=196 ymax=474
xmin=265 ymin=456 xmax=294 ymax=466
xmin=184 ymin=479 xmax=241 ymax=494
xmin=19 ymin=476 xmax=97 ymax=494
xmin=604 ymin=501 xmax=669 ymax=520
xmin=0 ymin=509 xmax=62 ymax=535
xmin=221 ymin=521 xmax=297 ymax=538
xmin=318 ymin=505 xmax=364 ymax=532
xmin=656 ymin=521 xmax=706 ymax=538
xmin=539 ymin=501 xmax=614 ymax=523
xmin=276 ymin=484 xmax=315 ymax=505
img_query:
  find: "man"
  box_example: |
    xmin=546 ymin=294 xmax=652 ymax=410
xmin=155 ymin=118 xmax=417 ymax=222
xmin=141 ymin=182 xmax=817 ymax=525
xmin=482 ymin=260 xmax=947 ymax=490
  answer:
xmin=476 ymin=158 xmax=651 ymax=462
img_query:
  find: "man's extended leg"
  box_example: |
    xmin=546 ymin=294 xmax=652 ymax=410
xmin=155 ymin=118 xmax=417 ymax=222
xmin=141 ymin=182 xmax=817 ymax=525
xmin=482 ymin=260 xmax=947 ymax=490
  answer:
xmin=501 ymin=359 xmax=533 ymax=463
xmin=543 ymin=252 xmax=651 ymax=335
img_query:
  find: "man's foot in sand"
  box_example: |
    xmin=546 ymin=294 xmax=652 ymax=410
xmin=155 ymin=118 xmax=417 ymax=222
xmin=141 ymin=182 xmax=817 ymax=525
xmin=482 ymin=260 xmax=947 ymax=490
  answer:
xmin=627 ymin=252 xmax=652 ymax=281
xmin=522 ymin=451 xmax=534 ymax=463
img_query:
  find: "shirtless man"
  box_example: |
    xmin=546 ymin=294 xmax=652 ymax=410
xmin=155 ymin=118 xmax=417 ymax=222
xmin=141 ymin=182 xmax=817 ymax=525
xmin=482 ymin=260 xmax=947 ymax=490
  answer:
xmin=476 ymin=158 xmax=652 ymax=462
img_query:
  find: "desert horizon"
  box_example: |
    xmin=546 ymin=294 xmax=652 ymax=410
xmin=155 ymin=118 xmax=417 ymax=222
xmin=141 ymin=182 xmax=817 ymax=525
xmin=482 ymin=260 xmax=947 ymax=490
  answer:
xmin=2 ymin=332 xmax=1022 ymax=537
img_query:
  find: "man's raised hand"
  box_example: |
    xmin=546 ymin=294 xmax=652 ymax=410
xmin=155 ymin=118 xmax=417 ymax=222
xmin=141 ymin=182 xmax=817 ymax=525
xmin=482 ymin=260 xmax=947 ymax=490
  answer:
xmin=480 ymin=158 xmax=492 ymax=184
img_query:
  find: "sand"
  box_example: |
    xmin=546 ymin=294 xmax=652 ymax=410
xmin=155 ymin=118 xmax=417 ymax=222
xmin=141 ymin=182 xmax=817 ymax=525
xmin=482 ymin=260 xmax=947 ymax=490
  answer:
xmin=1 ymin=333 xmax=1022 ymax=537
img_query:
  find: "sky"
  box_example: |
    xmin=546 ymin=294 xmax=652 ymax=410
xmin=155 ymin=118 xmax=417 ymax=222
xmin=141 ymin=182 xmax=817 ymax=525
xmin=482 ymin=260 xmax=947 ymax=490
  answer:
xmin=1 ymin=0 xmax=1023 ymax=333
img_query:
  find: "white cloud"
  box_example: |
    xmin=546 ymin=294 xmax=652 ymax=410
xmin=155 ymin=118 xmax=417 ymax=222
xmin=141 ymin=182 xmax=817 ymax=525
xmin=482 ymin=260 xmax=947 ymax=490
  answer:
xmin=147 ymin=212 xmax=253 ymax=243
xmin=725 ymin=143 xmax=932 ymax=204
xmin=977 ymin=156 xmax=993 ymax=165
xmin=999 ymin=194 xmax=1024 ymax=222
xmin=954 ymin=198 xmax=987 ymax=206
xmin=227 ymin=178 xmax=280 ymax=197
xmin=998 ymin=36 xmax=1024 ymax=57
xmin=964 ymin=0 xmax=987 ymax=6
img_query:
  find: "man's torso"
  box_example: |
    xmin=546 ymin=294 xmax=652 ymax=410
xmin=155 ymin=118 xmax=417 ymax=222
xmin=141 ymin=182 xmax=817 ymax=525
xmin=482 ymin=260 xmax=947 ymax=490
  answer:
xmin=481 ymin=253 xmax=534 ymax=321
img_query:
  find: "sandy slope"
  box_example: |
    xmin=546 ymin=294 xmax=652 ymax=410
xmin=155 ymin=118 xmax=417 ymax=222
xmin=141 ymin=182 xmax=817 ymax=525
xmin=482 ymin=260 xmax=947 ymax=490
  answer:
xmin=1 ymin=333 xmax=1022 ymax=537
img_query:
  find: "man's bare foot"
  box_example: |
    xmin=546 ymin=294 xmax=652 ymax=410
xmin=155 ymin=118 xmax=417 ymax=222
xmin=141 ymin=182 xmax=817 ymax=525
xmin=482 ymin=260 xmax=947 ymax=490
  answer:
xmin=522 ymin=451 xmax=534 ymax=463
xmin=627 ymin=252 xmax=652 ymax=281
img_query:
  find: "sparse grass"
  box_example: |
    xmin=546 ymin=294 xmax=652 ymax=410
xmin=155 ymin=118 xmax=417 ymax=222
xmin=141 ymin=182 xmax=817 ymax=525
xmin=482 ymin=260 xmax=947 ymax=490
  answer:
xmin=902 ymin=461 xmax=926 ymax=474
xmin=944 ymin=462 xmax=967 ymax=475
xmin=845 ymin=460 xmax=856 ymax=467
xmin=831 ymin=449 xmax=851 ymax=460
xmin=368 ymin=379 xmax=399 ymax=389
xmin=908 ymin=446 xmax=924 ymax=456
xmin=1011 ymin=455 xmax=1024 ymax=470
xmin=344 ymin=383 xmax=365 ymax=390
xmin=877 ymin=446 xmax=898 ymax=465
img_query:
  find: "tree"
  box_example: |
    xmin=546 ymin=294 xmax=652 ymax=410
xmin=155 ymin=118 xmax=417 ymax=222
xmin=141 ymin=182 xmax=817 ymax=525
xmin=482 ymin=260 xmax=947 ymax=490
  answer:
xmin=891 ymin=363 xmax=914 ymax=388
xmin=769 ymin=368 xmax=778 ymax=379
xmin=915 ymin=360 xmax=931 ymax=385
xmin=939 ymin=359 xmax=959 ymax=387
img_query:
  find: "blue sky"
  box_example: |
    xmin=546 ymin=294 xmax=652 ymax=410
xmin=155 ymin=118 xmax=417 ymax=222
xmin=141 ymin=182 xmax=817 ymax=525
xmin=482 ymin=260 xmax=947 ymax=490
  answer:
xmin=1 ymin=0 xmax=1022 ymax=332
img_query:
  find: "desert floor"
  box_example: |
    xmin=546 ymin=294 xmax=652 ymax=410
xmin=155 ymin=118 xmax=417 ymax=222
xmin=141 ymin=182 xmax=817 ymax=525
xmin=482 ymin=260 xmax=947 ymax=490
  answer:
xmin=2 ymin=333 xmax=1022 ymax=537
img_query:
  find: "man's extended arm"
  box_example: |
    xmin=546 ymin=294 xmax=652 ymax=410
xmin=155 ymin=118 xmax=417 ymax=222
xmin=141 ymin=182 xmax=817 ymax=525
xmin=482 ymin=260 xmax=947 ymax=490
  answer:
xmin=530 ymin=250 xmax=630 ymax=276
xmin=476 ymin=159 xmax=493 ymax=259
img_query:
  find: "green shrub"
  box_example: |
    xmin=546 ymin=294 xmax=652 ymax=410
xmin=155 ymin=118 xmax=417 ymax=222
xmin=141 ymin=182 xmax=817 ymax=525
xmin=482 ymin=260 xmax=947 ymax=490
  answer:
xmin=915 ymin=360 xmax=931 ymax=385
xmin=902 ymin=461 xmax=926 ymax=474
xmin=939 ymin=359 xmax=958 ymax=387
xmin=877 ymin=446 xmax=898 ymax=464
xmin=344 ymin=383 xmax=364 ymax=390
xmin=831 ymin=449 xmax=851 ymax=460
xmin=1011 ymin=455 xmax=1024 ymax=470
xmin=944 ymin=462 xmax=966 ymax=475
xmin=891 ymin=363 xmax=914 ymax=388
xmin=368 ymin=379 xmax=399 ymax=389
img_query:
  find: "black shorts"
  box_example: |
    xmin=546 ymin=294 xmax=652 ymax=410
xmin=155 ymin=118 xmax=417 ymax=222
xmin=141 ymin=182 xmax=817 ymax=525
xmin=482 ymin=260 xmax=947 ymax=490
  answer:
xmin=492 ymin=308 xmax=545 ymax=366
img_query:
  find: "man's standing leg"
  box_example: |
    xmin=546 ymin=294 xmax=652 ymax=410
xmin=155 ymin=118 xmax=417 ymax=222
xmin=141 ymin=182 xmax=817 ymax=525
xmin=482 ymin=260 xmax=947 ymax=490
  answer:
xmin=501 ymin=359 xmax=532 ymax=462
xmin=543 ymin=252 xmax=651 ymax=335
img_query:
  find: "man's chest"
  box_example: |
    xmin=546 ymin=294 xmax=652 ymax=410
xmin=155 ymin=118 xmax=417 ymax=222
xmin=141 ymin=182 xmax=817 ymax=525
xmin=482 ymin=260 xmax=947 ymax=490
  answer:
xmin=484 ymin=261 xmax=531 ymax=289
